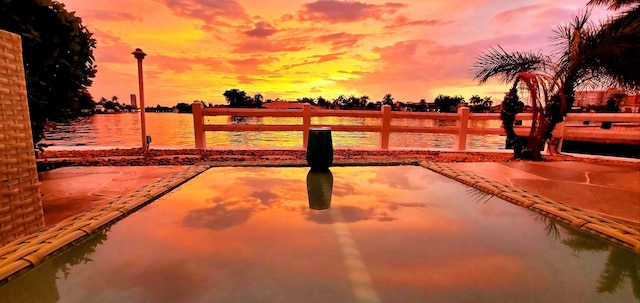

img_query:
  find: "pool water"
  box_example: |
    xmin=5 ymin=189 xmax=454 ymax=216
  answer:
xmin=1 ymin=166 xmax=638 ymax=302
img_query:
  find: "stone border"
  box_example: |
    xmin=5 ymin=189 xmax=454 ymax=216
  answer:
xmin=0 ymin=165 xmax=210 ymax=285
xmin=421 ymin=161 xmax=640 ymax=253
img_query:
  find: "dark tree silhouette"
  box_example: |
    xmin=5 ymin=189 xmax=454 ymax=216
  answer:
xmin=1 ymin=0 xmax=97 ymax=145
xmin=223 ymin=89 xmax=252 ymax=107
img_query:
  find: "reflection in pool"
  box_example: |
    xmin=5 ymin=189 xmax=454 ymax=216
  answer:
xmin=307 ymin=169 xmax=333 ymax=210
xmin=1 ymin=166 xmax=638 ymax=303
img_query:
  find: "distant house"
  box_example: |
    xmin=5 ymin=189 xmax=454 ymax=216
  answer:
xmin=575 ymin=89 xmax=640 ymax=110
xmin=262 ymin=101 xmax=317 ymax=110
xmin=95 ymin=105 xmax=105 ymax=113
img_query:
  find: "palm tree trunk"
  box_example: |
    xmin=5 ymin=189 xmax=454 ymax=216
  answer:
xmin=501 ymin=83 xmax=526 ymax=157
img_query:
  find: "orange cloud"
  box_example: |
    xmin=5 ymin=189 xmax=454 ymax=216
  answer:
xmin=315 ymin=32 xmax=366 ymax=51
xmin=233 ymin=39 xmax=308 ymax=53
xmin=227 ymin=56 xmax=279 ymax=70
xmin=279 ymin=52 xmax=346 ymax=71
xmin=243 ymin=21 xmax=278 ymax=38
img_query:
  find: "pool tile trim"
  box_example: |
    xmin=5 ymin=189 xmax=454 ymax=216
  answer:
xmin=421 ymin=161 xmax=640 ymax=253
xmin=0 ymin=164 xmax=210 ymax=285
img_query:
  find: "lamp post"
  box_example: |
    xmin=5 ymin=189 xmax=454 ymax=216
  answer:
xmin=132 ymin=48 xmax=148 ymax=149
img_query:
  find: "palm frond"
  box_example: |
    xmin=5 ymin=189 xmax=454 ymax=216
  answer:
xmin=472 ymin=46 xmax=550 ymax=84
xmin=588 ymin=0 xmax=640 ymax=10
xmin=586 ymin=7 xmax=640 ymax=89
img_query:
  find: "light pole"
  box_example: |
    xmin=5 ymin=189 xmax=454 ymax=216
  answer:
xmin=132 ymin=48 xmax=148 ymax=149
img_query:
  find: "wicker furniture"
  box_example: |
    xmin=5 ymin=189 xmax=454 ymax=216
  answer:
xmin=0 ymin=30 xmax=44 ymax=246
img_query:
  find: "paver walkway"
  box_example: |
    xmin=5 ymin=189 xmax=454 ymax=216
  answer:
xmin=446 ymin=161 xmax=640 ymax=227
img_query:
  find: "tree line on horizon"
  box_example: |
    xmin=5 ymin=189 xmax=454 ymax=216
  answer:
xmin=219 ymin=88 xmax=495 ymax=113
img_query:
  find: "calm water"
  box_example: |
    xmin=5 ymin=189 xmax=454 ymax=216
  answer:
xmin=42 ymin=113 xmax=506 ymax=149
xmin=1 ymin=166 xmax=637 ymax=302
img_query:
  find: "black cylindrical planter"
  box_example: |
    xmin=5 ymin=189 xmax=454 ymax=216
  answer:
xmin=306 ymin=127 xmax=333 ymax=170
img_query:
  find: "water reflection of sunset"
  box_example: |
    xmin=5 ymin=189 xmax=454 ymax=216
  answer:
xmin=48 ymin=113 xmax=507 ymax=148
xmin=2 ymin=166 xmax=637 ymax=302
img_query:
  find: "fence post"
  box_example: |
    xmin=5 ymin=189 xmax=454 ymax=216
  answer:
xmin=303 ymin=103 xmax=311 ymax=148
xmin=192 ymin=102 xmax=205 ymax=148
xmin=455 ymin=106 xmax=470 ymax=150
xmin=381 ymin=105 xmax=391 ymax=149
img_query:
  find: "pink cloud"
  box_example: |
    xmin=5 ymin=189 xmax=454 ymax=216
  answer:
xmin=244 ymin=22 xmax=278 ymax=38
xmin=493 ymin=4 xmax=544 ymax=24
xmin=491 ymin=4 xmax=584 ymax=30
xmin=83 ymin=10 xmax=143 ymax=22
xmin=143 ymin=54 xmax=275 ymax=75
xmin=280 ymin=14 xmax=295 ymax=22
xmin=385 ymin=16 xmax=451 ymax=29
xmin=148 ymin=55 xmax=225 ymax=73
xmin=156 ymin=0 xmax=249 ymax=27
xmin=315 ymin=32 xmax=365 ymax=51
xmin=298 ymin=0 xmax=407 ymax=23
xmin=341 ymin=31 xmax=554 ymax=100
xmin=150 ymin=56 xmax=196 ymax=73
xmin=91 ymin=29 xmax=134 ymax=64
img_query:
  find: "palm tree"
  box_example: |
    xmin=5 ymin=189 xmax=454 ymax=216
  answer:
xmin=317 ymin=96 xmax=328 ymax=107
xmin=253 ymin=93 xmax=263 ymax=108
xmin=347 ymin=95 xmax=359 ymax=108
xmin=333 ymin=95 xmax=346 ymax=108
xmin=473 ymin=9 xmax=640 ymax=160
xmin=382 ymin=93 xmax=394 ymax=106
xmin=562 ymin=227 xmax=640 ymax=299
xmin=482 ymin=97 xmax=493 ymax=110
xmin=359 ymin=95 xmax=370 ymax=107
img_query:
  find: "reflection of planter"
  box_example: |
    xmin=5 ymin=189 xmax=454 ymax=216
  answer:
xmin=306 ymin=127 xmax=333 ymax=170
xmin=307 ymin=169 xmax=333 ymax=210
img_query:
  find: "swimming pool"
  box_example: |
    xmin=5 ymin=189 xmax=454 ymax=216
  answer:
xmin=1 ymin=166 xmax=637 ymax=302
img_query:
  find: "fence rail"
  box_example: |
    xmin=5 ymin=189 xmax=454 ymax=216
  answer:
xmin=192 ymin=102 xmax=640 ymax=149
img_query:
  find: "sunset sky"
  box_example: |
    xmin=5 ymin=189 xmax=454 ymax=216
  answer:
xmin=59 ymin=0 xmax=614 ymax=106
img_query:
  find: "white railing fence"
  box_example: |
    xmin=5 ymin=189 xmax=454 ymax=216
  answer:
xmin=192 ymin=102 xmax=640 ymax=150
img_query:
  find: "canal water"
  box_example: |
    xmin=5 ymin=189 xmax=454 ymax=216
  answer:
xmin=41 ymin=113 xmax=505 ymax=149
